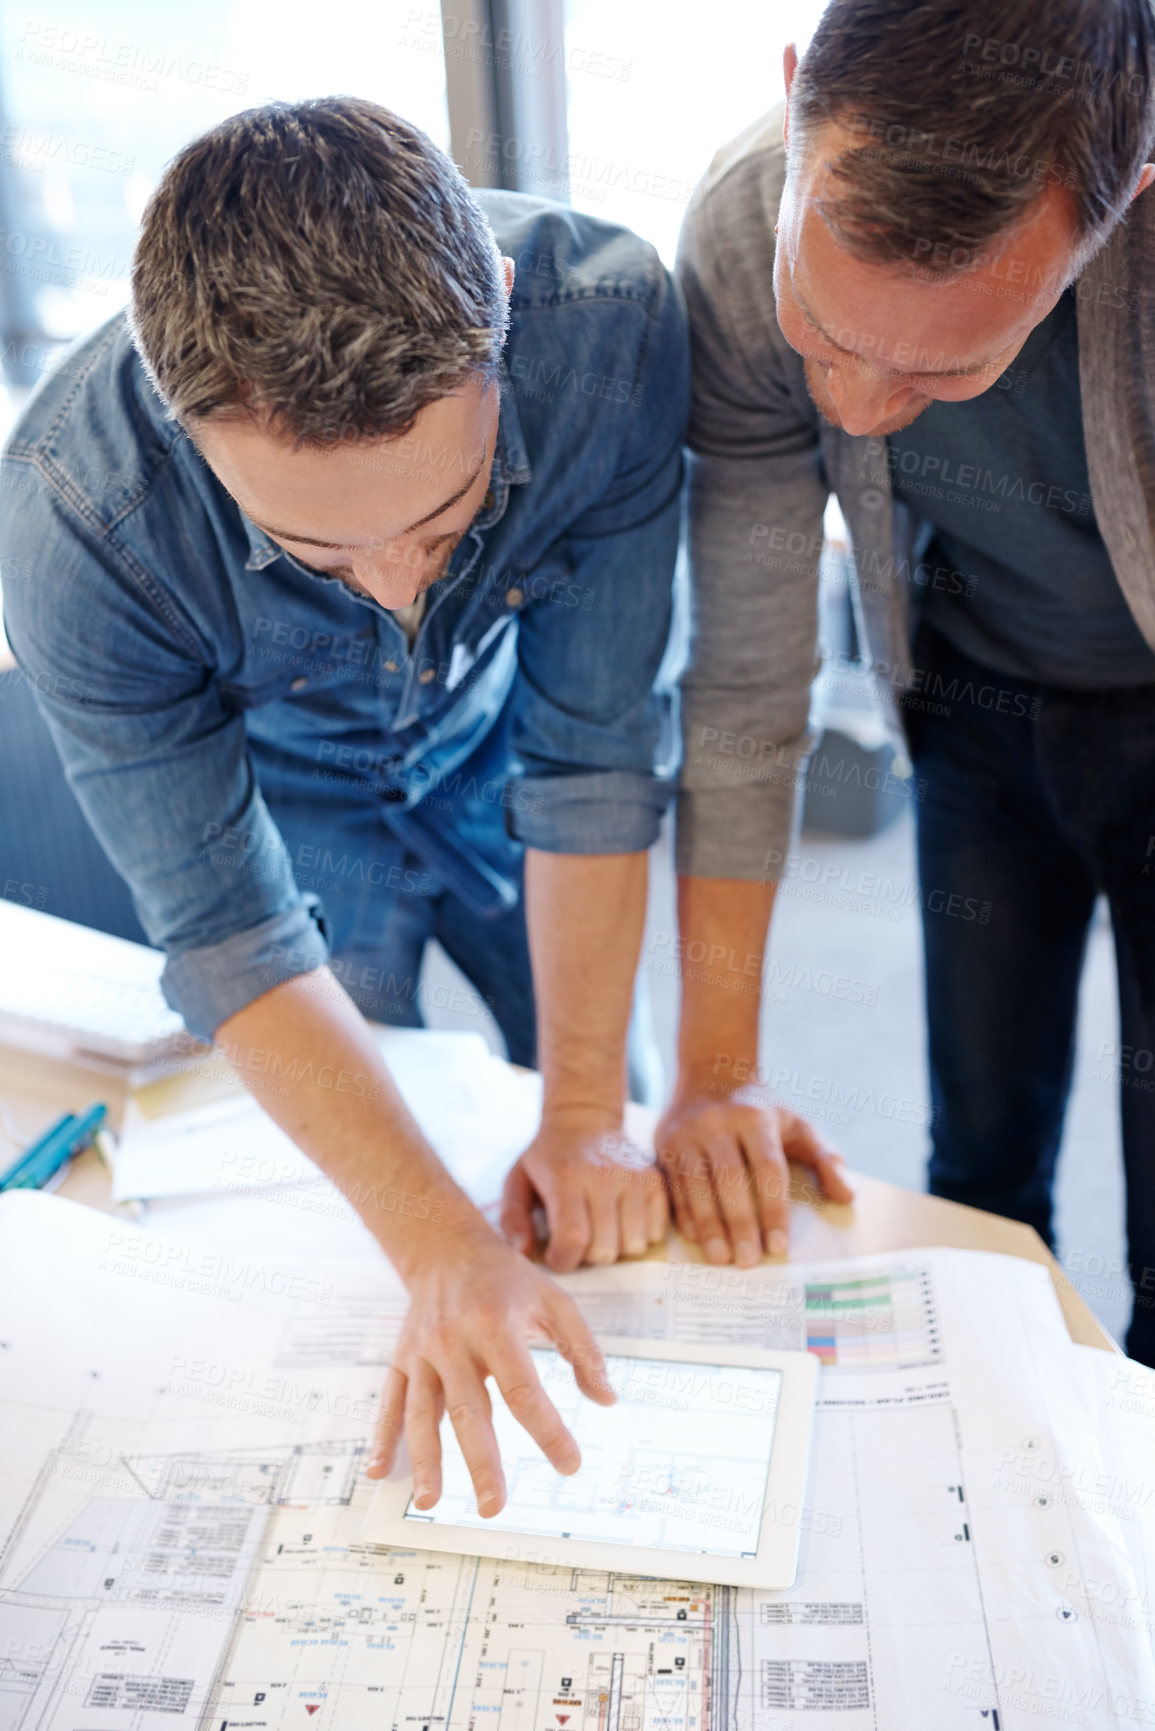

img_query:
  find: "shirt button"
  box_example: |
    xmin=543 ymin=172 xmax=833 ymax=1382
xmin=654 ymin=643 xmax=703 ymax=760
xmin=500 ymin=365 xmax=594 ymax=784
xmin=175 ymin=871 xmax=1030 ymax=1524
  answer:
xmin=505 ymin=586 xmax=524 ymax=607
xmin=289 ymin=675 xmax=308 ymax=692
xmin=418 ymin=667 xmax=436 ymax=684
xmin=483 ymin=488 xmax=496 ymax=510
xmin=384 ymin=660 xmax=399 ymax=674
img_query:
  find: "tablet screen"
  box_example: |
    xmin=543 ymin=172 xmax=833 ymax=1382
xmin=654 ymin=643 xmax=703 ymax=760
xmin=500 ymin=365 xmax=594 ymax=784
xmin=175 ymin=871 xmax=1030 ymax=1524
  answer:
xmin=404 ymin=1348 xmax=783 ymax=1557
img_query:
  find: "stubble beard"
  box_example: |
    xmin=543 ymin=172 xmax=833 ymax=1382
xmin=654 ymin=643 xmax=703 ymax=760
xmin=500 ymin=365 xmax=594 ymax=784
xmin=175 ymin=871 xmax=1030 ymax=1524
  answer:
xmin=802 ymin=357 xmax=931 ymax=437
xmin=327 ymin=529 xmax=467 ymax=606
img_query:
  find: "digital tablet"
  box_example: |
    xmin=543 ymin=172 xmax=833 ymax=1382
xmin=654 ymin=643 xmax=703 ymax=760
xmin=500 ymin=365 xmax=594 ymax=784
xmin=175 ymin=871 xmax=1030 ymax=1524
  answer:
xmin=364 ymin=1335 xmax=818 ymax=1588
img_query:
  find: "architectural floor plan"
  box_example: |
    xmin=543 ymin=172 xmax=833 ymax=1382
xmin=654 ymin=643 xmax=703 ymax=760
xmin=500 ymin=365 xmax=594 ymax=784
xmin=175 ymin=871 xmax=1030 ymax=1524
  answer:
xmin=1 ymin=1193 xmax=1152 ymax=1731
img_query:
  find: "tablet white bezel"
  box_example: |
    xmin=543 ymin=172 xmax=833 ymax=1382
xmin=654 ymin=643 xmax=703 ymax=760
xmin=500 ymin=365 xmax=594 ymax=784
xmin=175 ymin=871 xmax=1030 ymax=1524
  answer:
xmin=363 ymin=1335 xmax=818 ymax=1589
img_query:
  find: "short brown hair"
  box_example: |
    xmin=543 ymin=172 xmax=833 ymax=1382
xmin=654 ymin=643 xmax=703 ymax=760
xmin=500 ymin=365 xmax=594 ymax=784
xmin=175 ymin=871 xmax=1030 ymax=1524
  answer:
xmin=128 ymin=96 xmax=508 ymax=448
xmin=789 ymin=0 xmax=1155 ymax=274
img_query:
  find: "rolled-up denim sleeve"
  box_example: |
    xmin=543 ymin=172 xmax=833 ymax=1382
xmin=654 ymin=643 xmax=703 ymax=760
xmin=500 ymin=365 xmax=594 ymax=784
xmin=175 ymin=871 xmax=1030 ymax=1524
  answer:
xmin=162 ymin=899 xmax=329 ymax=1040
xmin=1 ymin=462 xmax=329 ymax=1039
xmin=508 ymin=262 xmax=690 ymax=855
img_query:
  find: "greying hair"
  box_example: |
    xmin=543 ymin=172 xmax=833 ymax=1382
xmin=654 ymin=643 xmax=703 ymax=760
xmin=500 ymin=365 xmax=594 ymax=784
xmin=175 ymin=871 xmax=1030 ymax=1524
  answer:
xmin=789 ymin=0 xmax=1155 ymax=275
xmin=128 ymin=96 xmax=508 ymax=448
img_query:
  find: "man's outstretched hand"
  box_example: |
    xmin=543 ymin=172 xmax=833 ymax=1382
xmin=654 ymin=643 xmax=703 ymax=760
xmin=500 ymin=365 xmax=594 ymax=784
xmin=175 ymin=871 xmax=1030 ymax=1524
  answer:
xmin=365 ymin=1221 xmax=615 ymax=1516
xmin=655 ymin=1091 xmax=854 ymax=1266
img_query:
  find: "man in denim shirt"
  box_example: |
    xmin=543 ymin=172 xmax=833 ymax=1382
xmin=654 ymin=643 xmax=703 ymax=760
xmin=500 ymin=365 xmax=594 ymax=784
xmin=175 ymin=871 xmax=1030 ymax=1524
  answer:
xmin=1 ymin=98 xmax=687 ymax=1510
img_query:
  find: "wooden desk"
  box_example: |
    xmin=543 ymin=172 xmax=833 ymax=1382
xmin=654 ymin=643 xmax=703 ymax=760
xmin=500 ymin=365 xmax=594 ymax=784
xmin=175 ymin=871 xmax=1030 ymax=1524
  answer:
xmin=0 ymin=1041 xmax=1118 ymax=1355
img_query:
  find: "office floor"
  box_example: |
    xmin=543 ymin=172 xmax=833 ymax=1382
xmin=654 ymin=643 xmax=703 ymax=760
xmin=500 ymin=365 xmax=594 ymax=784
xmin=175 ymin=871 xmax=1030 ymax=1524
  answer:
xmin=420 ymin=808 xmax=1132 ymax=1347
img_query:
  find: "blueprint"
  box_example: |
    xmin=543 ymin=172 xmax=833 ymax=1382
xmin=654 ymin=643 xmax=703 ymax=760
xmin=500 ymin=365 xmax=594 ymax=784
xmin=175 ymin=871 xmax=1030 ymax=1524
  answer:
xmin=403 ymin=1347 xmax=783 ymax=1554
xmin=1 ymin=1191 xmax=1153 ymax=1731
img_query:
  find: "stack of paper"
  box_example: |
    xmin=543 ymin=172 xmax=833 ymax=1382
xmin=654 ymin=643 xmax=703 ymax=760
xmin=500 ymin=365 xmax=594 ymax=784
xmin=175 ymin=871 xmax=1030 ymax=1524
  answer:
xmin=111 ymin=1027 xmax=655 ymax=1213
xmin=0 ymin=899 xmax=188 ymax=1067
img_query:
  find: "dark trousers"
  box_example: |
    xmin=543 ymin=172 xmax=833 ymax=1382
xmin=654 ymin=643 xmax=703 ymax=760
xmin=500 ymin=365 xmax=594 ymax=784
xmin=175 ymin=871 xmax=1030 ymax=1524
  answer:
xmin=902 ymin=623 xmax=1155 ymax=1365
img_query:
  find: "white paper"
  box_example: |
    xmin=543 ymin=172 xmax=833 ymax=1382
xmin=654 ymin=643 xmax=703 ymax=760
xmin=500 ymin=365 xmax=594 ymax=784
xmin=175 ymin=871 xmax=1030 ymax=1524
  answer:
xmin=111 ymin=1029 xmax=647 ymax=1206
xmin=3 ymin=1191 xmax=1152 ymax=1731
xmin=0 ymin=899 xmax=189 ymax=1067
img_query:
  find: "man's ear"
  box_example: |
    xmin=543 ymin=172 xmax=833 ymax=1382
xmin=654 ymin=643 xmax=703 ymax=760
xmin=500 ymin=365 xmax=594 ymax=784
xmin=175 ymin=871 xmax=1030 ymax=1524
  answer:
xmin=1131 ymin=164 xmax=1155 ymax=202
xmin=782 ymin=42 xmax=799 ymax=151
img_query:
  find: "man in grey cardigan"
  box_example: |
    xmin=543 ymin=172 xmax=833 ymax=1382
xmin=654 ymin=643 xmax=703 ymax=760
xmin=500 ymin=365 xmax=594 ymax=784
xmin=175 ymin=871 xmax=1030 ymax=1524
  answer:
xmin=662 ymin=0 xmax=1155 ymax=1365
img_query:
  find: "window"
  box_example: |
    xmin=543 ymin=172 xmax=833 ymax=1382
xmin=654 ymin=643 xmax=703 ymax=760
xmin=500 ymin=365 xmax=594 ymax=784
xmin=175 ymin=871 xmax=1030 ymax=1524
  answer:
xmin=0 ymin=1 xmax=449 ymax=354
xmin=562 ymin=0 xmax=826 ymax=262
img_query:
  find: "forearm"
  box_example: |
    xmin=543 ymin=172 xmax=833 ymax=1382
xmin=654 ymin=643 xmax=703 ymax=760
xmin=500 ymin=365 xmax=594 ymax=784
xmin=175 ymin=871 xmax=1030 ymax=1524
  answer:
xmin=674 ymin=874 xmax=777 ymax=1096
xmin=660 ymin=873 xmax=849 ymax=1261
xmin=215 ymin=968 xmax=485 ymax=1279
xmin=525 ymin=847 xmax=648 ymax=1123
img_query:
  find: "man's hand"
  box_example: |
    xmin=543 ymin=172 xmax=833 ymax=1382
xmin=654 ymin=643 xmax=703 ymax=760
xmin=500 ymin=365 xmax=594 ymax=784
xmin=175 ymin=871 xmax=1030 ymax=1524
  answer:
xmin=366 ymin=1221 xmax=615 ymax=1516
xmin=500 ymin=1107 xmax=668 ymax=1272
xmin=655 ymin=1090 xmax=854 ymax=1266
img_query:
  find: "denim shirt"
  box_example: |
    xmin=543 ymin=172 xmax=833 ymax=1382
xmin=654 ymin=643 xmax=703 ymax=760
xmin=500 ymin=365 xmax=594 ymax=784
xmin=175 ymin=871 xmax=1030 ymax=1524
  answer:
xmin=1 ymin=191 xmax=689 ymax=1038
